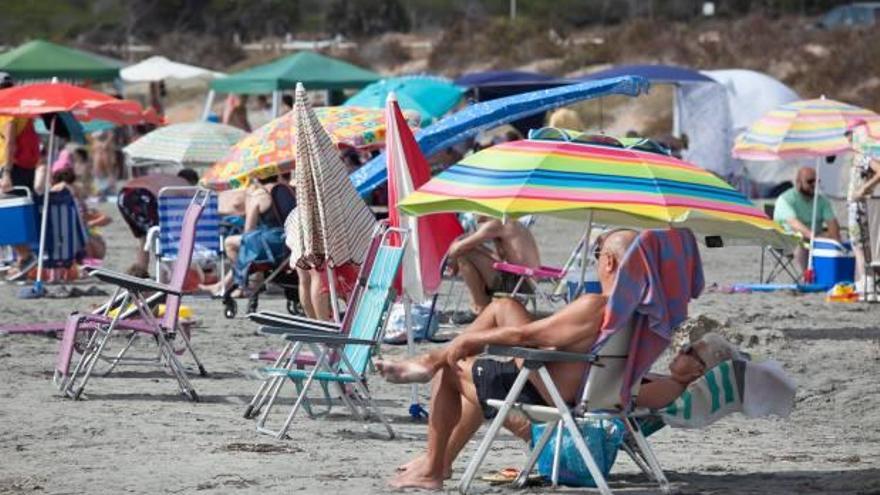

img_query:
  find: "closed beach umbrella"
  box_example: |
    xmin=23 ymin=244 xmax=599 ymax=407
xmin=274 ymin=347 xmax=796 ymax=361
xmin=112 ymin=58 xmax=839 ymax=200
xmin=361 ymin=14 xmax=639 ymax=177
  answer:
xmin=286 ymin=83 xmax=376 ymax=272
xmin=399 ymin=138 xmax=793 ymax=249
xmin=124 ymin=122 xmax=246 ymax=169
xmin=202 ymin=106 xmax=418 ymax=191
xmin=346 ymin=76 xmax=463 ymax=126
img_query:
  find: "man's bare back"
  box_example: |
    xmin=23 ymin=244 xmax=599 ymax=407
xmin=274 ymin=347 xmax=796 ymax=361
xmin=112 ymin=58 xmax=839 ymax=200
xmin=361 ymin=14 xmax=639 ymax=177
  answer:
xmin=493 ymin=219 xmax=540 ymax=268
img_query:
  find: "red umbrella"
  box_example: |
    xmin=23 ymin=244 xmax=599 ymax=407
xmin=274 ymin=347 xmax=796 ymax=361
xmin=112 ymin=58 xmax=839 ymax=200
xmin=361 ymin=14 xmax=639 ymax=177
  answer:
xmin=0 ymin=81 xmax=157 ymax=296
xmin=0 ymin=82 xmax=156 ymax=124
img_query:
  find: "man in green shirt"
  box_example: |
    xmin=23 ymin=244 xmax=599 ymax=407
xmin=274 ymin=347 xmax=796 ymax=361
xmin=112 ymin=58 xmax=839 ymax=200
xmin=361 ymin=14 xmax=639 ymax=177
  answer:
xmin=773 ymin=166 xmax=841 ymax=270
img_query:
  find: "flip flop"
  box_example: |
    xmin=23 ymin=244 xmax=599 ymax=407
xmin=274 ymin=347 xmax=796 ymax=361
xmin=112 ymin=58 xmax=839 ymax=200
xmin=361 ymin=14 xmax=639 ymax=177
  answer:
xmin=480 ymin=468 xmax=544 ymax=486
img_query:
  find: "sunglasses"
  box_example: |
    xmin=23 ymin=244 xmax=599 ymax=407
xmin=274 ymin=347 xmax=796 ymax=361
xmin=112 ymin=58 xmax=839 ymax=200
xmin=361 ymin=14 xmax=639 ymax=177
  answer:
xmin=680 ymin=343 xmax=706 ymax=368
xmin=805 ymin=179 xmax=816 ymax=186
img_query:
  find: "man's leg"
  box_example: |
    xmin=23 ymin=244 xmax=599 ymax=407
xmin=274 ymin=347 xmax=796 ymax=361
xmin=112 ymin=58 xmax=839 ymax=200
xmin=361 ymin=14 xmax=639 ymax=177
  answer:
xmin=376 ymin=298 xmax=533 ymax=383
xmin=457 ymin=251 xmax=500 ymax=313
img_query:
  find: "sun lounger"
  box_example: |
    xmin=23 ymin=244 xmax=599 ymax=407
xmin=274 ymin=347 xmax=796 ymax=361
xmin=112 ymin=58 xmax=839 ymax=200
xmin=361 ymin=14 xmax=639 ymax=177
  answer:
xmin=55 ymin=189 xmax=212 ymax=402
xmin=458 ymin=228 xmax=704 ymax=494
xmin=249 ymin=225 xmax=407 ymax=440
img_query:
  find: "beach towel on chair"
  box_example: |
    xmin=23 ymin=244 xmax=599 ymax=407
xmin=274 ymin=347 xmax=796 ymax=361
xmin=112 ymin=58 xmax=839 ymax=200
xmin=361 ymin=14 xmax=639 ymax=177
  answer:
xmin=598 ymin=228 xmax=704 ymax=407
xmin=661 ymin=359 xmax=796 ymax=429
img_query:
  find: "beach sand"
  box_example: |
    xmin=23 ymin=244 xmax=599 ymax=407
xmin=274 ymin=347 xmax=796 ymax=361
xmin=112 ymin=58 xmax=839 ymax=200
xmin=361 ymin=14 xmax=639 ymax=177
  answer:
xmin=1 ymin=203 xmax=879 ymax=494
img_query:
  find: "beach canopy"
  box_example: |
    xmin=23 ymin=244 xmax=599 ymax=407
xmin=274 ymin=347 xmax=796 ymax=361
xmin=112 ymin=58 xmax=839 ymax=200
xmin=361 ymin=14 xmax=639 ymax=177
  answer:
xmin=578 ymin=64 xmax=714 ymax=84
xmin=345 ymin=76 xmax=463 ymax=126
xmin=398 ymin=138 xmax=794 ymax=248
xmin=350 ymin=76 xmax=651 ymax=196
xmin=0 ymin=40 xmax=122 ymax=83
xmin=210 ymin=51 xmax=380 ymax=94
xmin=121 ymin=56 xmax=223 ymax=83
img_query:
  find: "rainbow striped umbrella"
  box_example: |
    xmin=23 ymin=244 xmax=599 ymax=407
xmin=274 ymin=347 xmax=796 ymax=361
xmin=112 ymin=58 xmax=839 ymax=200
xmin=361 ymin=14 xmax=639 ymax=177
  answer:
xmin=399 ymin=139 xmax=794 ymax=248
xmin=732 ymin=98 xmax=880 ymax=160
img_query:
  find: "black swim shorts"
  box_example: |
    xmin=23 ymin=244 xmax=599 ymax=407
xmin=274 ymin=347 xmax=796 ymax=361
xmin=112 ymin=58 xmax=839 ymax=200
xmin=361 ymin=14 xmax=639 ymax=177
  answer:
xmin=472 ymin=358 xmax=547 ymax=419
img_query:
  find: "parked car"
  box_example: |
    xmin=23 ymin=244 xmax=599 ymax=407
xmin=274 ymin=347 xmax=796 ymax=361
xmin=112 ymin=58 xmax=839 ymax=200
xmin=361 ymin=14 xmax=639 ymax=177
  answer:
xmin=817 ymin=2 xmax=880 ymax=28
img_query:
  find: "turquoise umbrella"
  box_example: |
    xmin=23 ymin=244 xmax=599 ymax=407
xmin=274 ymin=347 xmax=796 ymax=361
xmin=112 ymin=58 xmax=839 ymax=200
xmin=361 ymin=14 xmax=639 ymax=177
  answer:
xmin=344 ymin=75 xmax=463 ymax=126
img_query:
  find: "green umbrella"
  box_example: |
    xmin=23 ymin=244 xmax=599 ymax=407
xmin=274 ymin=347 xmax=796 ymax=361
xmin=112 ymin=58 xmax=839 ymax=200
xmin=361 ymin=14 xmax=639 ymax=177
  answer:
xmin=123 ymin=122 xmax=246 ymax=168
xmin=0 ymin=39 xmax=122 ymax=82
xmin=211 ymin=51 xmax=380 ymax=94
xmin=344 ymin=76 xmax=463 ymax=126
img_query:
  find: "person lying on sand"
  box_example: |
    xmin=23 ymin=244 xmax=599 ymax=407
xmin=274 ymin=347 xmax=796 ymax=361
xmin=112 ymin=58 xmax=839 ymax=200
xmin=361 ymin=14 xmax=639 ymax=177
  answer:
xmin=375 ymin=230 xmax=737 ymax=490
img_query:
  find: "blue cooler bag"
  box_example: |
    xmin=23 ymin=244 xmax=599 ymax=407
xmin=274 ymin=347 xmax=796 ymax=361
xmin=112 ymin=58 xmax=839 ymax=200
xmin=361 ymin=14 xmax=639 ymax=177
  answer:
xmin=0 ymin=188 xmax=38 ymax=245
xmin=531 ymin=418 xmax=625 ymax=487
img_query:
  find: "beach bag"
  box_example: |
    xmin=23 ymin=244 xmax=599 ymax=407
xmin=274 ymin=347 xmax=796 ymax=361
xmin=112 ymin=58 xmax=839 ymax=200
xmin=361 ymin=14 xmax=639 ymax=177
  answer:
xmin=531 ymin=418 xmax=625 ymax=487
xmin=382 ymin=301 xmax=438 ymax=344
xmin=14 ymin=120 xmax=40 ymax=169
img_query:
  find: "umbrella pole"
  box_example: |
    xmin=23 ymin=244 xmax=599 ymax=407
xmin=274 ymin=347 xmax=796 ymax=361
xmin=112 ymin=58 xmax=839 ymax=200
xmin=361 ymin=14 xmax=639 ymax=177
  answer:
xmin=403 ymin=295 xmax=427 ymax=419
xmin=577 ymin=211 xmax=594 ymax=295
xmin=200 ymin=90 xmax=216 ymax=121
xmin=327 ymin=265 xmax=341 ymax=323
xmin=34 ymin=115 xmax=58 ymax=295
xmin=805 ymin=157 xmax=823 ymax=282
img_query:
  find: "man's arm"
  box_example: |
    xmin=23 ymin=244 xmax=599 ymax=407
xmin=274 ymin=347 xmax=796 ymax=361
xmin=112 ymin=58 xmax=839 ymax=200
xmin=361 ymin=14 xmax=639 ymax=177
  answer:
xmin=785 ymin=217 xmax=813 ymax=239
xmin=448 ymin=220 xmax=503 ymax=259
xmin=445 ymin=295 xmax=605 ymax=366
xmin=0 ymin=120 xmax=14 ymax=192
xmin=825 ymin=218 xmax=841 ymax=242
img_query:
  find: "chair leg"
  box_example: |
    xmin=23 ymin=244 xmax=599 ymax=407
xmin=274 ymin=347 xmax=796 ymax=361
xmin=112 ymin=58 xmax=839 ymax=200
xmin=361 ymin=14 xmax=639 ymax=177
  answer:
xmin=458 ymin=368 xmax=533 ymax=494
xmin=538 ymin=366 xmax=613 ymax=495
xmin=244 ymin=342 xmax=294 ymax=419
xmin=514 ymin=418 xmax=558 ymax=488
xmin=257 ymin=348 xmax=328 ymax=439
xmin=101 ymin=331 xmax=140 ymax=376
xmin=177 ymin=326 xmax=207 ymax=376
xmin=624 ymin=417 xmax=670 ymax=493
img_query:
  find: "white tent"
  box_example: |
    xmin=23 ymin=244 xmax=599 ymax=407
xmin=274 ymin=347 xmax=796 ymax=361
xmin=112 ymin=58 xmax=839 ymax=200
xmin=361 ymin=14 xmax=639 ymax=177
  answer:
xmin=120 ymin=56 xmax=223 ymax=83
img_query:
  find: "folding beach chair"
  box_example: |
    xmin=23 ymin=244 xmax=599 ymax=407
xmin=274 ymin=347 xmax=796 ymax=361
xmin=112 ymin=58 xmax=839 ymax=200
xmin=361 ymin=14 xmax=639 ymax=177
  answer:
xmin=243 ymin=222 xmax=387 ymax=419
xmin=149 ymin=186 xmax=222 ymax=284
xmin=758 ymin=204 xmax=800 ymax=283
xmin=249 ymin=225 xmax=407 ymax=440
xmin=55 ymin=189 xmax=212 ymax=402
xmin=458 ymin=229 xmax=703 ymax=495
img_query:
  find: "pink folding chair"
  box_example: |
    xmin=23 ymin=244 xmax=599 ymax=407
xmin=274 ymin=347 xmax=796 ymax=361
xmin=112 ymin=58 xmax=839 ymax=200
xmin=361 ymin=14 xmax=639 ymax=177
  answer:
xmin=55 ymin=189 xmax=211 ymax=402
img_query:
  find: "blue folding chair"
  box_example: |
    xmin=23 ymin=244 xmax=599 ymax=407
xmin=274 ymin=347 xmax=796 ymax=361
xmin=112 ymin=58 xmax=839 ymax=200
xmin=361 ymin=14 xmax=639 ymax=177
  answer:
xmin=150 ymin=186 xmax=222 ymax=283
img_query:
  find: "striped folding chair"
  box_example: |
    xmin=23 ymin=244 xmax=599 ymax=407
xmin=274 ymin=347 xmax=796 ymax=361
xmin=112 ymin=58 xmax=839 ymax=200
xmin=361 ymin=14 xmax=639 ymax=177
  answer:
xmin=152 ymin=186 xmax=222 ymax=284
xmin=22 ymin=189 xmax=88 ymax=282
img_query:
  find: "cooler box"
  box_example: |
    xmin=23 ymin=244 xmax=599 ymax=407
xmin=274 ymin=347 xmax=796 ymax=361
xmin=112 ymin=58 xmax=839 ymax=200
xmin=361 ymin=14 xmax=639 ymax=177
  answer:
xmin=812 ymin=238 xmax=855 ymax=288
xmin=0 ymin=190 xmax=37 ymax=245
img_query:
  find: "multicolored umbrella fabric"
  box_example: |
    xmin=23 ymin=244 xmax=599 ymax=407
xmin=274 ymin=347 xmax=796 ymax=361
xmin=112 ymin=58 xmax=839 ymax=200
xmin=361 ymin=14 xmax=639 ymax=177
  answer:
xmin=399 ymin=139 xmax=794 ymax=248
xmin=202 ymin=105 xmax=419 ymax=191
xmin=345 ymin=76 xmax=463 ymax=126
xmin=124 ymin=122 xmax=246 ymax=168
xmin=732 ymin=98 xmax=880 ymax=160
xmin=285 ymin=83 xmax=376 ymax=270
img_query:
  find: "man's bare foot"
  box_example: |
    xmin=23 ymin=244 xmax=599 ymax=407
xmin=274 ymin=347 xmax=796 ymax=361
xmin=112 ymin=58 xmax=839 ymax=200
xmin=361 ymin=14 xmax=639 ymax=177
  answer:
xmin=389 ymin=465 xmax=444 ymax=490
xmin=375 ymin=358 xmax=432 ymax=384
xmin=396 ymin=455 xmax=451 ymax=480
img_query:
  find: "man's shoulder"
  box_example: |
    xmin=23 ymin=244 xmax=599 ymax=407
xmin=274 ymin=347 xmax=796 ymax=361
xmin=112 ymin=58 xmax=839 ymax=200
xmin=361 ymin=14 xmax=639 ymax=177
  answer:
xmin=776 ymin=188 xmax=797 ymax=202
xmin=572 ymin=293 xmax=607 ymax=308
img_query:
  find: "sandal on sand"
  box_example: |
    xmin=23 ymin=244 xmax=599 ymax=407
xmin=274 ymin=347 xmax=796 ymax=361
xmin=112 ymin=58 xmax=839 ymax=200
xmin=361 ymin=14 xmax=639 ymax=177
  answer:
xmin=480 ymin=468 xmax=544 ymax=486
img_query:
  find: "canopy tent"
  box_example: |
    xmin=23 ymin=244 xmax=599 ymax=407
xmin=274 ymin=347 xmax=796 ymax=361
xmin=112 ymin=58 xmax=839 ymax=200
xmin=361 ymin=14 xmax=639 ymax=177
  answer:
xmin=210 ymin=51 xmax=379 ymax=94
xmin=350 ymin=76 xmax=651 ymax=195
xmin=120 ymin=56 xmax=223 ymax=83
xmin=454 ymin=70 xmax=572 ymax=135
xmin=344 ymin=75 xmax=464 ymax=126
xmin=206 ymin=50 xmax=380 ymax=119
xmin=0 ymin=39 xmax=122 ymax=83
xmin=700 ymin=69 xmax=803 ymax=195
xmin=580 ymin=64 xmax=733 ymax=177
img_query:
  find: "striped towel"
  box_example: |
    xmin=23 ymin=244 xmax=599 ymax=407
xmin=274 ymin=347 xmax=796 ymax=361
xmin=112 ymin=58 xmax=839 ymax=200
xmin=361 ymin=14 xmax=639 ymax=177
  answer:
xmin=661 ymin=359 xmax=796 ymax=429
xmin=597 ymin=228 xmax=704 ymax=409
xmin=157 ymin=193 xmax=220 ymax=260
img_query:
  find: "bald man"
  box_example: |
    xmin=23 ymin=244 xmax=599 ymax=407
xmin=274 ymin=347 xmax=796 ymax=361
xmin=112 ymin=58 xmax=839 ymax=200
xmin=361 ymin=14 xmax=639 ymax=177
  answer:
xmin=376 ymin=230 xmax=648 ymax=489
xmin=774 ymin=167 xmax=841 ymax=270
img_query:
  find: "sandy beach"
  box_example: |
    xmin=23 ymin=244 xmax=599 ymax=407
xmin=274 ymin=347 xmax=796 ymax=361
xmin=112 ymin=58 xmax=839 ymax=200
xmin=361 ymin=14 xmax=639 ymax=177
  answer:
xmin=1 ymin=203 xmax=879 ymax=495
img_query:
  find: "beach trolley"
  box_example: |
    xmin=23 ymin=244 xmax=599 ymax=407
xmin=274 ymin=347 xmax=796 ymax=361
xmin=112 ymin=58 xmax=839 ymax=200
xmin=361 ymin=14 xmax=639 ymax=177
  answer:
xmin=147 ymin=186 xmax=223 ymax=285
xmin=0 ymin=187 xmax=38 ymax=246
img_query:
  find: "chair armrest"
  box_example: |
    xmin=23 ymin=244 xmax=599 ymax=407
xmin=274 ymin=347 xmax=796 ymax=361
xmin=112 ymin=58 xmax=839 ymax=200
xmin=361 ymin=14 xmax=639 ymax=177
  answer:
xmin=259 ymin=323 xmax=341 ymax=336
xmin=90 ymin=269 xmax=181 ymax=296
xmin=274 ymin=329 xmax=375 ymax=346
xmin=248 ymin=311 xmax=340 ymax=330
xmin=485 ymin=345 xmax=597 ymax=364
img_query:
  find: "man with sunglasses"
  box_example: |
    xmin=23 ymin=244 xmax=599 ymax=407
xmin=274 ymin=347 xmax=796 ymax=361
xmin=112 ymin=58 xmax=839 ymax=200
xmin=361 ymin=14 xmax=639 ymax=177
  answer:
xmin=773 ymin=166 xmax=841 ymax=270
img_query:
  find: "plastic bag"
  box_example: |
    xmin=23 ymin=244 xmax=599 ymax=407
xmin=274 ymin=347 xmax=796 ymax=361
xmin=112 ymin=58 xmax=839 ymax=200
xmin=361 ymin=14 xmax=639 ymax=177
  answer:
xmin=382 ymin=301 xmax=439 ymax=344
xmin=531 ymin=418 xmax=625 ymax=487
